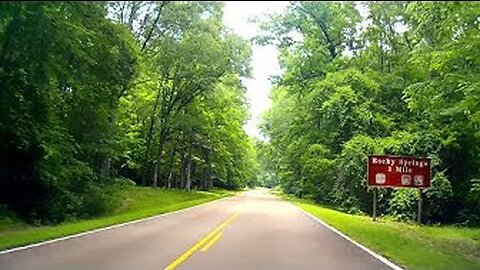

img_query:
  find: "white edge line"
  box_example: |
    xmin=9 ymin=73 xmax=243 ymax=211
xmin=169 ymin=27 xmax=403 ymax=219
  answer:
xmin=0 ymin=195 xmax=233 ymax=256
xmin=292 ymin=203 xmax=404 ymax=270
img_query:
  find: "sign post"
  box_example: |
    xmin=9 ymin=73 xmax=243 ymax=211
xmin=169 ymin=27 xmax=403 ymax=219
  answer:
xmin=417 ymin=190 xmax=423 ymax=224
xmin=367 ymin=155 xmax=431 ymax=222
xmin=372 ymin=188 xmax=377 ymax=221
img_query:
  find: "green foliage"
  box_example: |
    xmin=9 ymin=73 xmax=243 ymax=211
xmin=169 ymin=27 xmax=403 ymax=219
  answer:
xmin=110 ymin=1 xmax=255 ymax=191
xmin=388 ymin=189 xmax=419 ymax=222
xmin=333 ymin=135 xmax=380 ymax=212
xmin=424 ymin=172 xmax=453 ymax=223
xmin=260 ymin=1 xmax=480 ymax=224
xmin=0 ymin=1 xmax=254 ymax=224
xmin=0 ymin=2 xmax=138 ymax=223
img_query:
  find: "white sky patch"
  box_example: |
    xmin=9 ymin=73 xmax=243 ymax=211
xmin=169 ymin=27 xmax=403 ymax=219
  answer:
xmin=223 ymin=1 xmax=288 ymax=139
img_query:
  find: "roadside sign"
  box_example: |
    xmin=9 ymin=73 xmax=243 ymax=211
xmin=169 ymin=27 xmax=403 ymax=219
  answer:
xmin=367 ymin=155 xmax=431 ymax=188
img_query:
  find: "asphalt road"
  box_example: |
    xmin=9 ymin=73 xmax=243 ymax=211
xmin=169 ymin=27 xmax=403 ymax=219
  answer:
xmin=0 ymin=189 xmax=396 ymax=270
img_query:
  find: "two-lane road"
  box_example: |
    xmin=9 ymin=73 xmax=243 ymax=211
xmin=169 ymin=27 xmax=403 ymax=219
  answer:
xmin=0 ymin=189 xmax=397 ymax=270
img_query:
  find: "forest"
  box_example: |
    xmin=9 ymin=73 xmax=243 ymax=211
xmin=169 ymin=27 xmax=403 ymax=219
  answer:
xmin=260 ymin=1 xmax=480 ymax=225
xmin=1 ymin=1 xmax=479 ymax=227
xmin=0 ymin=1 xmax=258 ymax=224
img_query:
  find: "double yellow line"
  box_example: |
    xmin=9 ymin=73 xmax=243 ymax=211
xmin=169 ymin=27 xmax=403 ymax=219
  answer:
xmin=164 ymin=213 xmax=239 ymax=270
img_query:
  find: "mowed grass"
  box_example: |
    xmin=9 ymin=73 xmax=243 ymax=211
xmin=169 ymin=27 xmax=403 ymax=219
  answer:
xmin=0 ymin=187 xmax=235 ymax=251
xmin=279 ymin=193 xmax=480 ymax=270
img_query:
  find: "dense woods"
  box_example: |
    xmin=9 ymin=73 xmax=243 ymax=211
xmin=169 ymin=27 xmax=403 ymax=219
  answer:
xmin=260 ymin=1 xmax=480 ymax=225
xmin=1 ymin=1 xmax=479 ymax=227
xmin=0 ymin=1 xmax=258 ymax=224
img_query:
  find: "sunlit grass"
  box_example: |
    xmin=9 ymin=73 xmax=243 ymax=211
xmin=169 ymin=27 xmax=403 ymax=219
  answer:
xmin=0 ymin=187 xmax=234 ymax=251
xmin=278 ymin=192 xmax=480 ymax=270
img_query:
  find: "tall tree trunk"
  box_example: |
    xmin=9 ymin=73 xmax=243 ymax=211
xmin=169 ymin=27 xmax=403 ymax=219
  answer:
xmin=172 ymin=174 xmax=176 ymax=189
xmin=141 ymin=87 xmax=161 ymax=186
xmin=184 ymin=135 xmax=194 ymax=191
xmin=180 ymin=154 xmax=186 ymax=189
xmin=167 ymin=169 xmax=173 ymax=189
xmin=202 ymin=147 xmax=211 ymax=190
xmin=207 ymin=149 xmax=213 ymax=190
xmin=182 ymin=136 xmax=192 ymax=191
xmin=166 ymin=143 xmax=177 ymax=189
xmin=192 ymin=159 xmax=196 ymax=189
xmin=153 ymin=162 xmax=158 ymax=188
xmin=152 ymin=144 xmax=163 ymax=188
xmin=152 ymin=122 xmax=169 ymax=187
xmin=201 ymin=165 xmax=206 ymax=191
xmin=185 ymin=156 xmax=191 ymax=191
xmin=208 ymin=176 xmax=213 ymax=190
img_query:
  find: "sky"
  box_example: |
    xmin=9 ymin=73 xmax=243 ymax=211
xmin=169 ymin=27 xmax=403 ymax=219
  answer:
xmin=223 ymin=1 xmax=289 ymax=139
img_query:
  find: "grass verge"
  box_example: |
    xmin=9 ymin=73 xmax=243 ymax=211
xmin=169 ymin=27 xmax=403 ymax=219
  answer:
xmin=0 ymin=187 xmax=235 ymax=251
xmin=277 ymin=192 xmax=480 ymax=270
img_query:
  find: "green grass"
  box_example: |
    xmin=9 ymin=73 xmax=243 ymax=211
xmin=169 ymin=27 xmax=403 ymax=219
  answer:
xmin=278 ymin=192 xmax=480 ymax=270
xmin=0 ymin=187 xmax=235 ymax=251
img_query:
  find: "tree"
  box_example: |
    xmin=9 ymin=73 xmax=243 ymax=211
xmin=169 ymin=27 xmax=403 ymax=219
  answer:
xmin=260 ymin=1 xmax=480 ymax=224
xmin=0 ymin=2 xmax=138 ymax=222
xmin=111 ymin=1 xmax=252 ymax=188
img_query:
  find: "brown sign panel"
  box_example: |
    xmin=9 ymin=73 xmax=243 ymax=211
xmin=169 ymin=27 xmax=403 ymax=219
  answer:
xmin=367 ymin=155 xmax=431 ymax=188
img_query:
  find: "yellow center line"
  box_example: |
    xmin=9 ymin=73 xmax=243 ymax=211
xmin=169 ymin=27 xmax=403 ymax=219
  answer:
xmin=200 ymin=231 xmax=223 ymax=252
xmin=164 ymin=213 xmax=238 ymax=270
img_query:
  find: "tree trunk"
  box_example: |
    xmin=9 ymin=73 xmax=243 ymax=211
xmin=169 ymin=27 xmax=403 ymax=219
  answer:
xmin=100 ymin=156 xmax=111 ymax=180
xmin=153 ymin=161 xmax=158 ymax=188
xmin=298 ymin=6 xmax=337 ymax=59
xmin=167 ymin=170 xmax=173 ymax=189
xmin=180 ymin=154 xmax=186 ymax=189
xmin=203 ymin=148 xmax=211 ymax=190
xmin=152 ymin=124 xmax=169 ymax=187
xmin=201 ymin=166 xmax=206 ymax=191
xmin=140 ymin=1 xmax=170 ymax=52
xmin=207 ymin=149 xmax=213 ymax=190
xmin=141 ymin=87 xmax=162 ymax=186
xmin=208 ymin=177 xmax=213 ymax=190
xmin=185 ymin=157 xmax=191 ymax=191
xmin=192 ymin=159 xmax=196 ymax=189
xmin=166 ymin=144 xmax=177 ymax=189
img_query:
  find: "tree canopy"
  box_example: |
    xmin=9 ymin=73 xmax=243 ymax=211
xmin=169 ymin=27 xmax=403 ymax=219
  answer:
xmin=1 ymin=1 xmax=479 ymax=227
xmin=0 ymin=1 xmax=257 ymax=224
xmin=259 ymin=1 xmax=480 ymax=225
